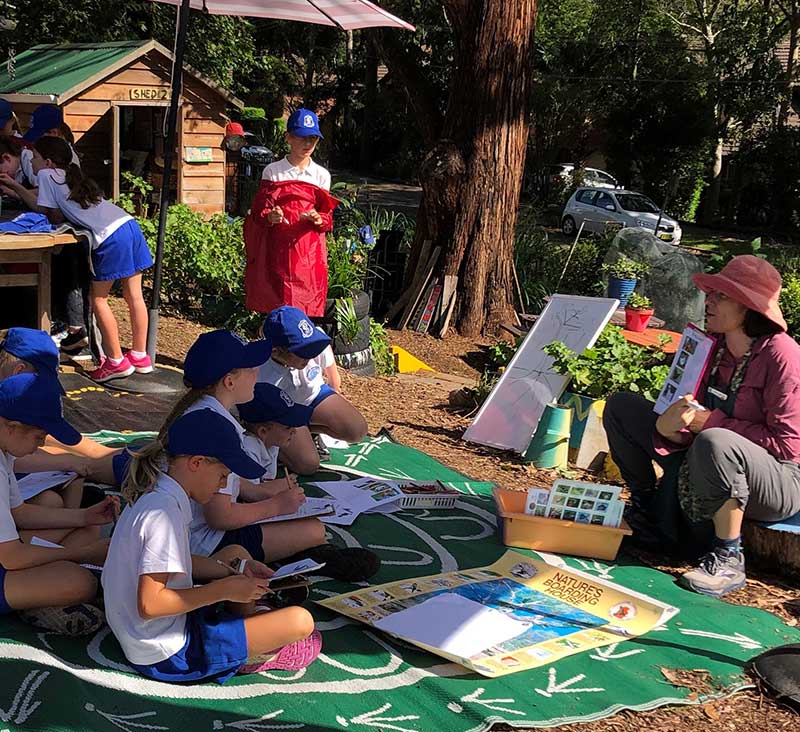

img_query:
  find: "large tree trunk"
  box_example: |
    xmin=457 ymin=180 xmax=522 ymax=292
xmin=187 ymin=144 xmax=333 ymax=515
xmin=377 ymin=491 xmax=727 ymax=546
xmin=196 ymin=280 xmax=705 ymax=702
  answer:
xmin=778 ymin=5 xmax=799 ymax=128
xmin=380 ymin=1 xmax=537 ymax=337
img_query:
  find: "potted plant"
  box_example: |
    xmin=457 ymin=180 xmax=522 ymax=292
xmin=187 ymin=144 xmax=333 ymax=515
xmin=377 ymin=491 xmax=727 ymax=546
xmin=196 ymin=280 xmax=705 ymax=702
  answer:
xmin=601 ymin=256 xmax=649 ymax=307
xmin=624 ymin=292 xmax=654 ymax=333
xmin=543 ymin=326 xmax=670 ymax=466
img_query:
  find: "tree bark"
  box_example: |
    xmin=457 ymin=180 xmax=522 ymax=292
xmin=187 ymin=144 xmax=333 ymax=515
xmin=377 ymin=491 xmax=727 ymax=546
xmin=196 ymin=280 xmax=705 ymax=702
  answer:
xmin=381 ymin=1 xmax=537 ymax=337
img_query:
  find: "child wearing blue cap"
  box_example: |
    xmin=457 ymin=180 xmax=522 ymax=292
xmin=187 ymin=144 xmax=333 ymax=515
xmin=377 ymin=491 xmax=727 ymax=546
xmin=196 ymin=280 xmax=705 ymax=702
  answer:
xmin=103 ymin=408 xmax=320 ymax=682
xmin=0 ymin=372 xmax=117 ymax=636
xmin=244 ymin=108 xmax=337 ymax=318
xmin=2 ymin=136 xmax=153 ymax=382
xmin=259 ymin=306 xmax=368 ymax=475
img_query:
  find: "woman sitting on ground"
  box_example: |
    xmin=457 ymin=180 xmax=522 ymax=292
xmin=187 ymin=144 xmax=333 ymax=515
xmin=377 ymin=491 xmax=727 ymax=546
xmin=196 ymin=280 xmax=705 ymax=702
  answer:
xmin=603 ymin=255 xmax=800 ymax=599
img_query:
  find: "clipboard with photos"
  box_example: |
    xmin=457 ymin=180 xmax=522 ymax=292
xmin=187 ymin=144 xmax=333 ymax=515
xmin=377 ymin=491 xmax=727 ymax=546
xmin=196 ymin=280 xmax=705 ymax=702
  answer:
xmin=653 ymin=325 xmax=717 ymax=415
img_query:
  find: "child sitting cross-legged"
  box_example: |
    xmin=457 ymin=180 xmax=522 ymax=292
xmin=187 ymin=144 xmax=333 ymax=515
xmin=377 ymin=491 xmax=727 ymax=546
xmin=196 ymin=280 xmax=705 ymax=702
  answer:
xmin=259 ymin=306 xmax=368 ymax=475
xmin=230 ymin=381 xmax=380 ymax=582
xmin=0 ymin=373 xmax=116 ymax=635
xmin=103 ymin=408 xmax=321 ymax=683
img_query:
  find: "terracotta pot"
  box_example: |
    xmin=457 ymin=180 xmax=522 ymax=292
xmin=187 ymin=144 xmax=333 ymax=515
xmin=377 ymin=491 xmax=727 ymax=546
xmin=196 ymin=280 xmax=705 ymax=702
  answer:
xmin=624 ymin=307 xmax=654 ymax=332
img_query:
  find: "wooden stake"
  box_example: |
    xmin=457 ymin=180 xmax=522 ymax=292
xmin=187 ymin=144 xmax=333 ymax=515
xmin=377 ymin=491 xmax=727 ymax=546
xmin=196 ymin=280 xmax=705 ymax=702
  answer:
xmin=554 ymin=221 xmax=585 ymax=294
xmin=385 ymin=239 xmax=432 ymax=323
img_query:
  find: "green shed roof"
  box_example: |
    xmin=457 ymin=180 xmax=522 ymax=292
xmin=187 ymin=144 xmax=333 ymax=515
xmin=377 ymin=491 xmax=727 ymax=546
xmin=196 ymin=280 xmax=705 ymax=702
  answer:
xmin=0 ymin=40 xmax=242 ymax=106
xmin=0 ymin=41 xmax=149 ymax=97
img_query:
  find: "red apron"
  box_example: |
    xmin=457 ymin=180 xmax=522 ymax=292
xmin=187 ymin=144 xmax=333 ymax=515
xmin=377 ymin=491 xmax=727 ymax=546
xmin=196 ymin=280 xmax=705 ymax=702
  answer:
xmin=244 ymin=179 xmax=338 ymax=316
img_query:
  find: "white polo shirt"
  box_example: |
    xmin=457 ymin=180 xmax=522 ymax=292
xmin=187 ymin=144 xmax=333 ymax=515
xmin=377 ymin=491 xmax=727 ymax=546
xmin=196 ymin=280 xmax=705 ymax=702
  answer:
xmin=257 ymin=344 xmax=334 ymax=406
xmin=261 ymin=156 xmax=331 ymax=191
xmin=18 ymin=144 xmax=80 ymax=187
xmin=101 ymin=473 xmax=194 ymax=666
xmin=0 ymin=451 xmax=22 ymax=544
xmin=242 ymin=433 xmax=279 ymax=481
xmin=36 ymin=168 xmax=131 ymax=246
xmin=183 ymin=396 xmax=244 ymax=556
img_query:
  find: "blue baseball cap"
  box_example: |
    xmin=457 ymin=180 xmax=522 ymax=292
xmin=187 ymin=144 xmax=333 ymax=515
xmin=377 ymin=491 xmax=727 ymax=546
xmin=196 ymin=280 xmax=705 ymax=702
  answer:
xmin=237 ymin=383 xmax=310 ymax=428
xmin=0 ymin=373 xmax=80 ymax=445
xmin=0 ymin=99 xmax=12 ymax=128
xmin=23 ymin=104 xmax=63 ymax=143
xmin=2 ymin=327 xmax=60 ymax=376
xmin=167 ymin=408 xmax=266 ymax=480
xmin=263 ymin=306 xmax=331 ymax=360
xmin=287 ymin=108 xmax=323 ymax=139
xmin=183 ymin=329 xmax=271 ymax=388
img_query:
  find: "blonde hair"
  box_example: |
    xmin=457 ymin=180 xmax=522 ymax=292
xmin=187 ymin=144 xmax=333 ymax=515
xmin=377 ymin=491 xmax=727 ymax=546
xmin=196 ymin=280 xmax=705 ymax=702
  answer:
xmin=121 ymin=377 xmax=235 ymax=504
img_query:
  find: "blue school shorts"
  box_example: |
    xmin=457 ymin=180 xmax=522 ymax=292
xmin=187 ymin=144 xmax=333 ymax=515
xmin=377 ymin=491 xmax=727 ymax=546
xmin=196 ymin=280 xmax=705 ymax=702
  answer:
xmin=214 ymin=526 xmax=265 ymax=563
xmin=130 ymin=606 xmax=248 ymax=684
xmin=308 ymin=384 xmax=336 ymax=412
xmin=0 ymin=565 xmax=12 ymax=615
xmin=92 ymin=219 xmax=154 ymax=282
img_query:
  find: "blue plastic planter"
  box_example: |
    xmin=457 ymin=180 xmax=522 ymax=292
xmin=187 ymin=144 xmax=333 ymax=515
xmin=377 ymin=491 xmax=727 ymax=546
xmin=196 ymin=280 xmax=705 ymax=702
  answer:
xmin=607 ymin=276 xmax=637 ymax=306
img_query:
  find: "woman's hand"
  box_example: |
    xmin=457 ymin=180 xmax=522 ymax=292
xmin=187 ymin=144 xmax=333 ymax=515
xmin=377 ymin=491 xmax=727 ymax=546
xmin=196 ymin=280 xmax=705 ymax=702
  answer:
xmin=688 ymin=408 xmax=711 ymax=433
xmin=82 ymin=495 xmax=120 ymax=526
xmin=655 ymin=395 xmax=697 ymax=440
xmin=219 ymin=574 xmax=270 ymax=603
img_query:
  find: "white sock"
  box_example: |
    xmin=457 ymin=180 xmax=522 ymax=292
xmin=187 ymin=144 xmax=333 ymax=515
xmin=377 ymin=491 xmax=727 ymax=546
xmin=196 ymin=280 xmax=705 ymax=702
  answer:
xmin=130 ymin=350 xmax=147 ymax=359
xmin=108 ymin=356 xmax=124 ymax=366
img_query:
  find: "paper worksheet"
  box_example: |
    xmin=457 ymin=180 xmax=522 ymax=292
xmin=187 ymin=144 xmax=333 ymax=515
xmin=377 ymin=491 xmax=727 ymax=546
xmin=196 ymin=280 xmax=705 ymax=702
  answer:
xmin=374 ymin=592 xmax=532 ymax=658
xmin=18 ymin=471 xmax=78 ymax=501
xmin=270 ymin=558 xmax=325 ymax=582
xmin=313 ymin=477 xmax=404 ymax=526
xmin=256 ymin=497 xmax=337 ymax=524
xmin=30 ymin=536 xmax=103 ymax=572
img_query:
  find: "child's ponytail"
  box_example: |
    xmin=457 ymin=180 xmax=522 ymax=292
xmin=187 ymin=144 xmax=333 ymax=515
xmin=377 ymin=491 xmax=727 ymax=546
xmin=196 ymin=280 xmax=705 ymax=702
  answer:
xmin=33 ymin=136 xmax=102 ymax=208
xmin=122 ymin=439 xmax=166 ymax=506
xmin=64 ymin=163 xmax=102 ymax=209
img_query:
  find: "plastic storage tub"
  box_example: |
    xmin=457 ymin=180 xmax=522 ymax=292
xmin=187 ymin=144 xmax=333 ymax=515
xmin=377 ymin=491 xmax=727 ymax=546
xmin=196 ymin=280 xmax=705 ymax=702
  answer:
xmin=493 ymin=486 xmax=631 ymax=561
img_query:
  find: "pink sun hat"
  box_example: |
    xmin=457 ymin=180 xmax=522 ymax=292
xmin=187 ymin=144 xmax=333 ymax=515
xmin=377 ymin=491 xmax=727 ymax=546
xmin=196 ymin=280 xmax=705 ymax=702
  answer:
xmin=692 ymin=255 xmax=787 ymax=332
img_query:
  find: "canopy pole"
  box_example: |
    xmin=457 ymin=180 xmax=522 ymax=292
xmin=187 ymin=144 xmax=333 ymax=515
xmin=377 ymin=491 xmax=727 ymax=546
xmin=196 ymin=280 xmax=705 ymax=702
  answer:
xmin=146 ymin=0 xmax=192 ymax=362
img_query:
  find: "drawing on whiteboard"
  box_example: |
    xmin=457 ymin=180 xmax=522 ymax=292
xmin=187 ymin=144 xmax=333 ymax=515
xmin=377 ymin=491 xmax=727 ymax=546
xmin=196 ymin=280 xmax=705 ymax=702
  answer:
xmin=462 ymin=296 xmax=618 ymax=453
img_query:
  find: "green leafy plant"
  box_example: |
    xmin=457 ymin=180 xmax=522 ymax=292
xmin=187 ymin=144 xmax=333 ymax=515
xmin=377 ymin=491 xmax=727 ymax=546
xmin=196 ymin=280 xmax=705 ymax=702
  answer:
xmin=625 ymin=292 xmax=652 ymax=310
xmin=780 ymin=273 xmax=800 ymax=340
xmin=334 ymin=297 xmax=360 ymax=341
xmin=601 ymin=256 xmax=650 ymax=280
xmin=543 ymin=325 xmax=671 ymax=400
xmin=370 ymin=319 xmax=396 ymax=376
xmin=116 ymin=172 xmax=153 ymax=218
xmin=487 ymin=338 xmax=521 ymax=369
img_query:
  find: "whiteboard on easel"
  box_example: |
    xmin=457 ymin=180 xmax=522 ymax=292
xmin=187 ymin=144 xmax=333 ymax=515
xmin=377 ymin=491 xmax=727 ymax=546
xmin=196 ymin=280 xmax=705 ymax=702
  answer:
xmin=463 ymin=295 xmax=619 ymax=453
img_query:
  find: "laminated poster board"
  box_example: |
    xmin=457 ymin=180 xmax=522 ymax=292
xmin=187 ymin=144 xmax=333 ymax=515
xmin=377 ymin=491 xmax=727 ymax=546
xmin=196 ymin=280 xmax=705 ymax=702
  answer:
xmin=463 ymin=295 xmax=619 ymax=452
xmin=653 ymin=325 xmax=717 ymax=415
xmin=319 ymin=550 xmax=678 ymax=678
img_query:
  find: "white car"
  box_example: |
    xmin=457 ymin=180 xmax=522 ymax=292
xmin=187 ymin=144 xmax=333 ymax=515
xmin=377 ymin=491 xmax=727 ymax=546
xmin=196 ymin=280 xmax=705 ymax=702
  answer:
xmin=549 ymin=164 xmax=620 ymax=189
xmin=561 ymin=188 xmax=682 ymax=244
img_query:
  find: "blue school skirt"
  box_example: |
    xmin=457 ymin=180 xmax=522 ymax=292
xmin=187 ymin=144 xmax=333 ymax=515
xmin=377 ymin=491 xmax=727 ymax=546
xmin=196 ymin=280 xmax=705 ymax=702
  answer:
xmin=130 ymin=606 xmax=248 ymax=684
xmin=214 ymin=526 xmax=265 ymax=563
xmin=92 ymin=219 xmax=154 ymax=282
xmin=0 ymin=565 xmax=12 ymax=615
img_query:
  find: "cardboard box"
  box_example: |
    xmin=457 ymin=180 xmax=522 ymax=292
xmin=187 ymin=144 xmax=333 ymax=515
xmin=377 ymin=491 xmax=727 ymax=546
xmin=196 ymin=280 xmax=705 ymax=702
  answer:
xmin=493 ymin=486 xmax=632 ymax=561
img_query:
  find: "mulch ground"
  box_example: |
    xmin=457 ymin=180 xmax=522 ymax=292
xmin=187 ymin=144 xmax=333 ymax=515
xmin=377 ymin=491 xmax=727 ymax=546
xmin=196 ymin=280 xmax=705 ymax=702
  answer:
xmin=111 ymin=298 xmax=799 ymax=729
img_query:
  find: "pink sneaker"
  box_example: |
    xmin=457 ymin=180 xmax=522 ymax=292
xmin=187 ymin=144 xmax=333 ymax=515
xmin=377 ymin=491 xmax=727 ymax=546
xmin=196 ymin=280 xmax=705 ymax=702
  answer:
xmin=238 ymin=630 xmax=322 ymax=674
xmin=87 ymin=356 xmax=135 ymax=383
xmin=124 ymin=350 xmax=153 ymax=374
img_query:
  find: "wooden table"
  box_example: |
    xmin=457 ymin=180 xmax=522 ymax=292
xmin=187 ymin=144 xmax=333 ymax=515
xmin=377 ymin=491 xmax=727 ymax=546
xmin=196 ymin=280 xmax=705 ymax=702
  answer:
xmin=622 ymin=327 xmax=681 ymax=354
xmin=0 ymin=232 xmax=80 ymax=331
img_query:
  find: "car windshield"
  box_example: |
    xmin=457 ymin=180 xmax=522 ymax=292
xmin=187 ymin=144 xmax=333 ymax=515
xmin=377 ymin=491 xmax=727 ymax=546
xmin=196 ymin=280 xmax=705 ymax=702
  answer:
xmin=615 ymin=193 xmax=659 ymax=213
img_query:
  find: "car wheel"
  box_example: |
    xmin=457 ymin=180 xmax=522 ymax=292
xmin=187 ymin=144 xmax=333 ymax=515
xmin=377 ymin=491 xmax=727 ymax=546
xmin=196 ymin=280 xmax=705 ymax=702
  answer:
xmin=561 ymin=216 xmax=577 ymax=236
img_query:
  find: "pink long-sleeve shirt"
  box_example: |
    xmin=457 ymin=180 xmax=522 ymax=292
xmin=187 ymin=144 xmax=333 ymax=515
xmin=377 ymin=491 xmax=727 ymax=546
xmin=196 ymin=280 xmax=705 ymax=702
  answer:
xmin=655 ymin=332 xmax=800 ymax=462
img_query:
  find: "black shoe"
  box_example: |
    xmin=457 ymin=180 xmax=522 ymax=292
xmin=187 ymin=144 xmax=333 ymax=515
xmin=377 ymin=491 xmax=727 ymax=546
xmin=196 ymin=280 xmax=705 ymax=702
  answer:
xmin=65 ymin=347 xmax=93 ymax=362
xmin=290 ymin=544 xmax=381 ymax=583
xmin=60 ymin=328 xmax=88 ymax=352
xmin=312 ymin=434 xmax=331 ymax=461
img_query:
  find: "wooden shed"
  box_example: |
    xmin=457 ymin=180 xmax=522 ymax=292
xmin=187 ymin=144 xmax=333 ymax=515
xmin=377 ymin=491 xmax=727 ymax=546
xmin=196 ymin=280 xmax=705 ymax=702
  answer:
xmin=0 ymin=40 xmax=243 ymax=216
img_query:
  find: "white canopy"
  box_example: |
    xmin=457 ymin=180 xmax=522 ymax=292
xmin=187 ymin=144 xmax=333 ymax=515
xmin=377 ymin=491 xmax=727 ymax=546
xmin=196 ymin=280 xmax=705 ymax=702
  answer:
xmin=152 ymin=0 xmax=415 ymax=30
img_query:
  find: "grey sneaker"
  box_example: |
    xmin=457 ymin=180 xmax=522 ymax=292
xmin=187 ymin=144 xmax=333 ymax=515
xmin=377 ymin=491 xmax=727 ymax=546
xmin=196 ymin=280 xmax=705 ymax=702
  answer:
xmin=680 ymin=550 xmax=746 ymax=598
xmin=18 ymin=603 xmax=105 ymax=636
